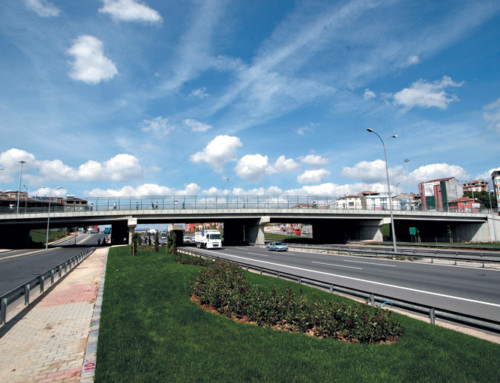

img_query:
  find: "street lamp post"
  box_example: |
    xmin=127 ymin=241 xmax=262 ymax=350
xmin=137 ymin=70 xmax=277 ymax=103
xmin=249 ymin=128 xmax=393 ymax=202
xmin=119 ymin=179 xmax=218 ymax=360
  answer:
xmin=42 ymin=186 xmax=62 ymax=250
xmin=367 ymin=128 xmax=398 ymax=253
xmin=16 ymin=160 xmax=26 ymax=214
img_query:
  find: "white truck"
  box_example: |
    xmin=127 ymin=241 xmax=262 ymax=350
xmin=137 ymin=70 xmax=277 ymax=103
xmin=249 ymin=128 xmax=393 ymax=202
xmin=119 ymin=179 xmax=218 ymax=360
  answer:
xmin=195 ymin=230 xmax=222 ymax=249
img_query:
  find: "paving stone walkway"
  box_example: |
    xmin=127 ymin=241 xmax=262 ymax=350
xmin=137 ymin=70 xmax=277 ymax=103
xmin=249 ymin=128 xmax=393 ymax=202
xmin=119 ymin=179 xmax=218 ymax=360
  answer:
xmin=0 ymin=247 xmax=108 ymax=383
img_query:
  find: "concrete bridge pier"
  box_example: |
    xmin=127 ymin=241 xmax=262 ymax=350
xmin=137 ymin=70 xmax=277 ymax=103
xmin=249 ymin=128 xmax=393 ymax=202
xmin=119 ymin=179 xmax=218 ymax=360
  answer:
xmin=356 ymin=219 xmax=385 ymax=242
xmin=223 ymin=217 xmax=270 ymax=245
xmin=110 ymin=220 xmax=132 ymax=245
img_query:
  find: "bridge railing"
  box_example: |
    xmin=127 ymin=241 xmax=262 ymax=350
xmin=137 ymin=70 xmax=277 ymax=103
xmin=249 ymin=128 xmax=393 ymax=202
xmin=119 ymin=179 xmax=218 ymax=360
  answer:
xmin=1 ymin=195 xmax=497 ymax=215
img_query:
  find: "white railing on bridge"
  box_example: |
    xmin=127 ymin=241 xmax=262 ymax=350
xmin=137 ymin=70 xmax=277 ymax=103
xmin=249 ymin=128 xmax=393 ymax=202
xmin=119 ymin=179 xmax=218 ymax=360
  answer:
xmin=1 ymin=195 xmax=496 ymax=215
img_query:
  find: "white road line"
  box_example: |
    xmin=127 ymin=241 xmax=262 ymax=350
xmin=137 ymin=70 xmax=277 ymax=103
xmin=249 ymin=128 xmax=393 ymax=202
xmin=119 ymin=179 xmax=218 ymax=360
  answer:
xmin=248 ymin=252 xmax=268 ymax=257
xmin=312 ymin=261 xmax=362 ymax=270
xmin=218 ymin=252 xmax=500 ymax=309
xmin=343 ymin=259 xmax=397 ymax=267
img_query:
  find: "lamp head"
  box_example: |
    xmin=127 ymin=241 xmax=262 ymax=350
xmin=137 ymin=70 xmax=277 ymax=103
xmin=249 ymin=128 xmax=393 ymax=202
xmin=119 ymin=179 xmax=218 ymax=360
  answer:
xmin=366 ymin=128 xmax=374 ymax=133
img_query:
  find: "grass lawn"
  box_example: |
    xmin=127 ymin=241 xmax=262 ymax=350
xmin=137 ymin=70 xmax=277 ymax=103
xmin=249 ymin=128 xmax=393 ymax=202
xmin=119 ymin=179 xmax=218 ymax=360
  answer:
xmin=95 ymin=246 xmax=500 ymax=382
xmin=30 ymin=229 xmax=68 ymax=244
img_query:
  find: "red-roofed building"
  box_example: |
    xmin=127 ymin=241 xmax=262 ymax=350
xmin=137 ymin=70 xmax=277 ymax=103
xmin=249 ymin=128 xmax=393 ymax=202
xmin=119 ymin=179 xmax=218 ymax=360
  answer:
xmin=448 ymin=197 xmax=480 ymax=213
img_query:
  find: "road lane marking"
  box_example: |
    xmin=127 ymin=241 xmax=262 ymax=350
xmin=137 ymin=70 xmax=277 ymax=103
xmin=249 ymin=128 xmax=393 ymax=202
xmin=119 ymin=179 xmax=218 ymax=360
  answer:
xmin=343 ymin=259 xmax=397 ymax=267
xmin=249 ymin=252 xmax=269 ymax=257
xmin=214 ymin=251 xmax=500 ymax=309
xmin=312 ymin=261 xmax=362 ymax=270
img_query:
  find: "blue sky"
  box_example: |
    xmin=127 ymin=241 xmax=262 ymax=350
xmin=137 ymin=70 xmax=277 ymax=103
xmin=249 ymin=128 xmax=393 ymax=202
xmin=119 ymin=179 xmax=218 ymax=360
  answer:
xmin=1 ymin=0 xmax=499 ymax=199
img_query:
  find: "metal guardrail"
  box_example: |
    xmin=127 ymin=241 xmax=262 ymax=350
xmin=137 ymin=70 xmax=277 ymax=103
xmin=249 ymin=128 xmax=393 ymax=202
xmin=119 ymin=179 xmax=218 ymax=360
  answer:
xmin=178 ymin=248 xmax=500 ymax=333
xmin=284 ymin=244 xmax=500 ymax=268
xmin=0 ymin=248 xmax=95 ymax=325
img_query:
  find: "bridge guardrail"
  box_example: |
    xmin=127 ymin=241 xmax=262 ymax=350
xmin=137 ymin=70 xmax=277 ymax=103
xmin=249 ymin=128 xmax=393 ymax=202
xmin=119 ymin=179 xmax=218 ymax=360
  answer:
xmin=177 ymin=248 xmax=500 ymax=333
xmin=0 ymin=248 xmax=95 ymax=326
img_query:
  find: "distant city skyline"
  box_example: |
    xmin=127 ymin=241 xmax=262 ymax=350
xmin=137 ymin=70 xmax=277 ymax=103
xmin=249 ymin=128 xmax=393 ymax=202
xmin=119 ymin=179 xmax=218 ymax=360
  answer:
xmin=1 ymin=1 xmax=499 ymax=199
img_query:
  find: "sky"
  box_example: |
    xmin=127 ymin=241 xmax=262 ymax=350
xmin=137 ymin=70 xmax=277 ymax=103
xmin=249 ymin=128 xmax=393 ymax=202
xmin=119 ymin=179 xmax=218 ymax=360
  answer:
xmin=1 ymin=0 xmax=499 ymax=200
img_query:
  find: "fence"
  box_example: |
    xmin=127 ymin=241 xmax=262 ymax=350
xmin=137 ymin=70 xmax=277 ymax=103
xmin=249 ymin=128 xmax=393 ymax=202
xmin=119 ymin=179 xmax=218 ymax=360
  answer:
xmin=0 ymin=248 xmax=95 ymax=325
xmin=1 ymin=195 xmax=497 ymax=214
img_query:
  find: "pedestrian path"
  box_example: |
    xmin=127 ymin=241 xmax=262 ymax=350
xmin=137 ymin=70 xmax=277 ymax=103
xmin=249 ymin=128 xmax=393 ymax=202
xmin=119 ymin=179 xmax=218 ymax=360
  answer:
xmin=0 ymin=247 xmax=108 ymax=383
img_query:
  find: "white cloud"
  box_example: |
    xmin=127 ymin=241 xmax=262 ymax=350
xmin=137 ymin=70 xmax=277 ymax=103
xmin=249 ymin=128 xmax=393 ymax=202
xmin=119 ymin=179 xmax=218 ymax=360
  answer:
xmin=24 ymin=0 xmax=60 ymax=17
xmin=0 ymin=149 xmax=143 ymax=185
xmin=300 ymin=154 xmax=328 ymax=167
xmin=235 ymin=154 xmax=267 ymax=182
xmin=0 ymin=148 xmax=36 ymax=173
xmin=189 ymin=87 xmax=209 ymax=98
xmin=85 ymin=182 xmax=201 ymax=197
xmin=235 ymin=154 xmax=298 ymax=182
xmin=78 ymin=161 xmax=105 ymax=181
xmin=483 ymin=97 xmax=500 ymax=132
xmin=477 ymin=167 xmax=500 ymax=183
xmin=295 ymin=123 xmax=317 ymax=136
xmin=190 ymin=135 xmax=242 ymax=172
xmin=393 ymin=76 xmax=464 ymax=110
xmin=342 ymin=159 xmax=388 ymax=183
xmin=67 ymin=35 xmax=118 ymax=84
xmin=183 ymin=118 xmax=212 ymax=132
xmin=410 ymin=163 xmax=467 ymax=183
xmin=270 ymin=155 xmax=299 ymax=174
xmin=99 ymin=0 xmax=162 ymax=24
xmin=297 ymin=169 xmax=331 ymax=184
xmin=141 ymin=117 xmax=174 ymax=137
xmin=400 ymin=55 xmax=420 ymax=68
xmin=363 ymin=88 xmax=376 ymax=100
xmin=104 ymin=154 xmax=142 ymax=181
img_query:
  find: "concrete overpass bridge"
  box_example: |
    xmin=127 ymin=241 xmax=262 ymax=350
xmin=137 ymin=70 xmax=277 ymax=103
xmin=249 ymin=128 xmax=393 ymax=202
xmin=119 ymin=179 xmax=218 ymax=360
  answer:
xmin=0 ymin=194 xmax=498 ymax=247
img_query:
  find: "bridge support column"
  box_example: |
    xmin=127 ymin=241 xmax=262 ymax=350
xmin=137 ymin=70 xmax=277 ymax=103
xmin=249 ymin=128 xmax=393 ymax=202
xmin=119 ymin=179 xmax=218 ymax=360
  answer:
xmin=247 ymin=217 xmax=270 ymax=245
xmin=357 ymin=219 xmax=385 ymax=242
xmin=127 ymin=218 xmax=137 ymax=245
xmin=223 ymin=217 xmax=270 ymax=246
xmin=455 ymin=217 xmax=499 ymax=243
xmin=111 ymin=220 xmax=130 ymax=245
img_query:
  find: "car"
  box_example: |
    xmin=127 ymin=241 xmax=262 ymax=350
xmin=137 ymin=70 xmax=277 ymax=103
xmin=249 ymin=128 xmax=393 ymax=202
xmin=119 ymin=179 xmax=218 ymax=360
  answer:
xmin=266 ymin=242 xmax=288 ymax=252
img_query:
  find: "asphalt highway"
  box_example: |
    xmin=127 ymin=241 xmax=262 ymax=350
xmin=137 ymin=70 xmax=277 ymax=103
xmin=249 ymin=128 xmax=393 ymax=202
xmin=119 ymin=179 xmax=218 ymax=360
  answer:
xmin=0 ymin=233 xmax=105 ymax=296
xmin=184 ymin=245 xmax=500 ymax=323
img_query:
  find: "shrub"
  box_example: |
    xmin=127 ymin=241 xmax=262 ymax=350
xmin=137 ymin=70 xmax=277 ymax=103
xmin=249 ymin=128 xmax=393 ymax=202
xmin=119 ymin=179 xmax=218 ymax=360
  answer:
xmin=191 ymin=260 xmax=403 ymax=343
xmin=174 ymin=251 xmax=214 ymax=266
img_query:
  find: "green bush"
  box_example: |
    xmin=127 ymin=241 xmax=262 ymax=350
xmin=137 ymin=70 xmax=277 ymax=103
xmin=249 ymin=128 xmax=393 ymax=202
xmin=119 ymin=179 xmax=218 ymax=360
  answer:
xmin=191 ymin=260 xmax=403 ymax=343
xmin=173 ymin=251 xmax=214 ymax=266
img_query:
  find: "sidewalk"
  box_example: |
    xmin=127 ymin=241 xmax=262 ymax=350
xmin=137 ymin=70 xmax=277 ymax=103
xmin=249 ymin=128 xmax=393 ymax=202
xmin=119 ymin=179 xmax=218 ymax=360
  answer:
xmin=0 ymin=247 xmax=108 ymax=383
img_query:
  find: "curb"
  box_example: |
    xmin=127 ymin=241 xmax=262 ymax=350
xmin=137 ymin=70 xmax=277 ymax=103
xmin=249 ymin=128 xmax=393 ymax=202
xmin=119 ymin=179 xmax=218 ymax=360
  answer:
xmin=80 ymin=251 xmax=108 ymax=383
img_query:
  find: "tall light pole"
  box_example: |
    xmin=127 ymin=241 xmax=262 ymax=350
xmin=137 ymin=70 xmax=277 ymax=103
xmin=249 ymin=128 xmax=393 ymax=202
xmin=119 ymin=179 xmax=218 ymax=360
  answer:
xmin=42 ymin=186 xmax=62 ymax=250
xmin=367 ymin=128 xmax=398 ymax=253
xmin=16 ymin=160 xmax=26 ymax=214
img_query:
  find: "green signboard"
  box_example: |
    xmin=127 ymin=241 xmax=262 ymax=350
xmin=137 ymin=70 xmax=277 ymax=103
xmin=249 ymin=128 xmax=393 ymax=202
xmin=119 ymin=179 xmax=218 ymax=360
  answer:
xmin=409 ymin=227 xmax=417 ymax=235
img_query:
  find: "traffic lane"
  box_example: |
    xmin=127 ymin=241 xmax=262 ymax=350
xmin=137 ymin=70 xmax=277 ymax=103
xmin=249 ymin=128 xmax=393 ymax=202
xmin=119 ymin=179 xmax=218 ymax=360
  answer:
xmin=224 ymin=246 xmax=500 ymax=305
xmin=0 ymin=247 xmax=88 ymax=296
xmin=200 ymin=247 xmax=500 ymax=322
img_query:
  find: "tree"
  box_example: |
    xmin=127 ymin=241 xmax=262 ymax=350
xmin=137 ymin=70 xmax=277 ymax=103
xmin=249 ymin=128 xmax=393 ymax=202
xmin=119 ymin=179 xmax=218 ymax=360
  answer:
xmin=131 ymin=232 xmax=139 ymax=256
xmin=463 ymin=191 xmax=497 ymax=210
xmin=154 ymin=231 xmax=159 ymax=252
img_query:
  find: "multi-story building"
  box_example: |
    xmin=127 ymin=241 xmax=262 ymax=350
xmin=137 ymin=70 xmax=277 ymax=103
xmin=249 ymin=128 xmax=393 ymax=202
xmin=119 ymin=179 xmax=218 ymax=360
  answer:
xmin=448 ymin=197 xmax=480 ymax=213
xmin=492 ymin=169 xmax=500 ymax=212
xmin=418 ymin=177 xmax=463 ymax=211
xmin=463 ymin=180 xmax=488 ymax=193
